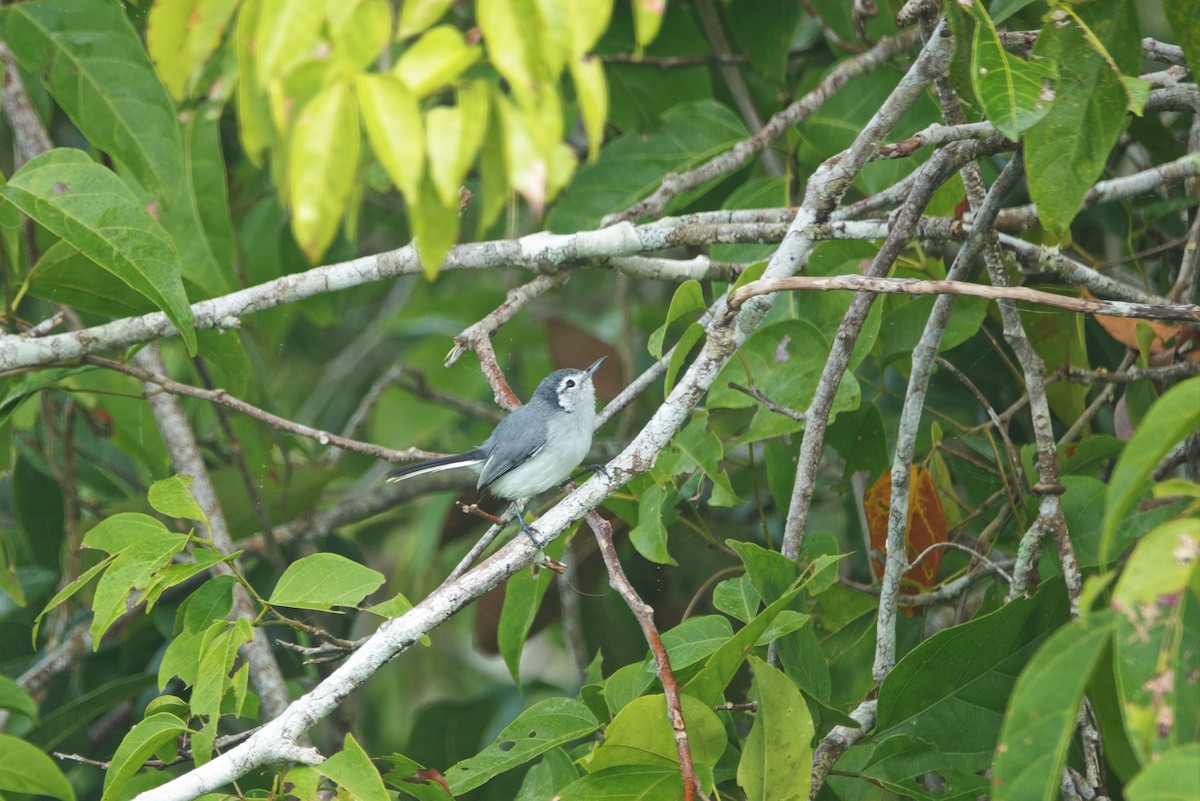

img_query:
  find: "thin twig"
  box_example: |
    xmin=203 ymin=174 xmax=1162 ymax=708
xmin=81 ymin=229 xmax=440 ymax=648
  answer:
xmin=87 ymin=356 xmax=444 ymax=464
xmin=604 ymin=27 xmax=923 ymax=225
xmin=727 ymin=381 xmax=806 ymax=421
xmin=586 ymin=510 xmax=707 ymax=801
xmin=730 ymin=275 xmax=1200 ymax=321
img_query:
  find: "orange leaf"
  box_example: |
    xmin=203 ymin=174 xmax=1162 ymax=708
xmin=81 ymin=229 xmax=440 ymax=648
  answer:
xmin=1083 ymin=288 xmax=1199 ymax=364
xmin=864 ymin=466 xmax=949 ymax=606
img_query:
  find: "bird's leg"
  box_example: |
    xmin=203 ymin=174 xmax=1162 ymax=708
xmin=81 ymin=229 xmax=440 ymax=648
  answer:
xmin=510 ymin=499 xmax=544 ymax=547
xmin=563 ymin=464 xmax=609 ymax=487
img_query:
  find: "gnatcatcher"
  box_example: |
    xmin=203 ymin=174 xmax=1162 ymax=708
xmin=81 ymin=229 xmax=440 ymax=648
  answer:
xmin=387 ymin=357 xmax=606 ymax=541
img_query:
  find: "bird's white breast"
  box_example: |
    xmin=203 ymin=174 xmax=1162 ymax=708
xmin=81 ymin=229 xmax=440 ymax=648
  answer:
xmin=488 ymin=404 xmax=595 ymax=499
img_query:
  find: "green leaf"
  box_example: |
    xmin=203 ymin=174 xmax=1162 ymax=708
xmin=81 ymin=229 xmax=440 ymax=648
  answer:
xmin=658 ymin=413 xmax=740 ymax=506
xmin=394 ymin=25 xmax=481 ymax=97
xmin=83 ymin=512 xmax=173 ymax=554
xmin=964 ymin=0 xmax=1056 ymax=140
xmin=410 ymin=173 xmax=460 ymax=280
xmin=992 ymin=613 xmax=1114 ymax=801
xmin=860 ymin=737 xmax=990 ymax=800
xmin=426 ymin=83 xmax=489 ymax=208
xmin=631 ymin=0 xmax=666 ymax=51
xmin=569 ymin=56 xmax=607 ymax=160
xmin=477 ymin=0 xmax=539 ymax=99
xmin=254 ymin=0 xmax=324 ymax=83
xmin=268 ymin=553 xmax=386 ymax=611
xmin=1020 ymin=303 xmax=1089 ymax=426
xmin=664 ymin=323 xmax=705 ymax=395
xmin=1110 ymin=521 xmax=1199 ymax=763
xmin=738 ymin=656 xmax=813 ymax=801
xmin=629 ymin=482 xmax=676 ymax=565
xmin=1 ymin=149 xmax=197 ymax=353
xmin=546 ymin=100 xmax=748 ymax=232
xmin=660 ymin=616 xmax=736 ymax=676
xmin=1102 ymin=378 xmax=1200 ymax=565
xmin=713 ymin=575 xmax=761 ymax=624
xmin=173 ymin=100 xmax=238 ymax=297
xmin=558 ymin=765 xmax=683 ymax=800
xmin=498 ymin=559 xmax=556 ymax=683
xmin=647 ymin=279 xmax=705 ymax=359
xmin=364 ymin=591 xmax=416 ymax=619
xmin=1025 ymin=0 xmax=1141 ymax=234
xmin=31 ymin=557 xmax=113 ymax=645
xmin=4 ymin=0 xmax=183 ymax=195
xmin=0 ymin=733 xmax=76 ymax=801
xmin=90 ymin=533 xmax=190 ymax=646
xmin=102 ymin=715 xmax=187 ymax=801
xmin=587 ymin=694 xmax=725 ymax=777
xmin=289 ymin=81 xmax=360 ymax=263
xmin=0 ymin=674 xmax=38 ymax=721
xmin=142 ymin=550 xmax=233 ymax=609
xmin=320 ymin=734 xmax=391 ymax=801
xmin=684 ymin=586 xmax=805 ymax=707
xmin=1126 ymin=743 xmax=1200 ymax=801
xmin=27 ymin=242 xmax=158 ymax=318
xmin=709 ymin=320 xmax=859 ymax=444
xmin=874 ymin=579 xmax=1072 ymax=773
xmin=328 ymin=0 xmax=392 ymax=71
xmin=147 ymin=0 xmax=241 ymax=100
xmin=191 ymin=621 xmax=254 ymax=755
xmin=1112 ymin=518 xmax=1199 ymax=609
xmin=147 ymin=475 xmax=206 ymax=522
xmin=180 ymin=574 xmax=238 ymax=633
xmin=726 ymin=540 xmax=799 ymax=605
xmin=0 ymin=365 xmax=96 ymax=425
xmin=603 ymin=662 xmax=658 ymax=716
xmin=159 ymin=626 xmax=206 ymax=689
xmin=445 ymin=698 xmax=600 ymax=794
xmin=234 ymin=0 xmax=275 ymax=165
xmin=4 ymin=0 xmax=231 ymax=298
xmin=1166 ymin=1 xmax=1200 ymax=83
xmin=397 ymin=0 xmax=454 ymax=38
xmin=357 ymin=73 xmax=424 ymax=205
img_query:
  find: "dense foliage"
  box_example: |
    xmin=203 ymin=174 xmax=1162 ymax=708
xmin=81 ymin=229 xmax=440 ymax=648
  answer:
xmin=0 ymin=1 xmax=1197 ymax=801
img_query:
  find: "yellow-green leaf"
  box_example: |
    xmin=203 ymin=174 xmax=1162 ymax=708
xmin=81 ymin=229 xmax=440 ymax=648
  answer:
xmin=631 ymin=0 xmax=667 ymax=53
xmin=410 ymin=174 xmax=460 ymax=280
xmin=393 ymin=25 xmax=480 ymax=98
xmin=478 ymin=0 xmax=540 ymax=96
xmin=570 ymin=56 xmax=607 ymax=160
xmin=288 ymin=81 xmax=360 ymax=263
xmin=357 ymin=73 xmax=424 ymax=203
xmin=396 ymin=0 xmax=454 ymax=37
xmin=426 ymin=82 xmax=488 ymax=208
xmin=147 ymin=0 xmax=241 ymax=100
xmin=570 ymin=0 xmax=613 ymax=58
xmin=235 ymin=0 xmax=275 ymax=164
xmin=328 ymin=0 xmax=393 ymax=71
xmin=254 ymin=0 xmax=324 ymax=84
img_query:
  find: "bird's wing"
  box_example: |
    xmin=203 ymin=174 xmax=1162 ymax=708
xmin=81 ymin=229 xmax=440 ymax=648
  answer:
xmin=476 ymin=410 xmax=546 ymax=494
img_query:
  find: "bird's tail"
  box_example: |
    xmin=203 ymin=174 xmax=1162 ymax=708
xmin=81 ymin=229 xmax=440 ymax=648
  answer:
xmin=386 ymin=450 xmax=486 ymax=483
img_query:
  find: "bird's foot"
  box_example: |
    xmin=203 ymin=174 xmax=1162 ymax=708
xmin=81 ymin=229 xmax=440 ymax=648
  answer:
xmin=564 ymin=463 xmax=609 ymax=487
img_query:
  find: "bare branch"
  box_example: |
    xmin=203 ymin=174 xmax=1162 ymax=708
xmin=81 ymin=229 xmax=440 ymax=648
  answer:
xmin=730 ymin=274 xmax=1200 ymax=321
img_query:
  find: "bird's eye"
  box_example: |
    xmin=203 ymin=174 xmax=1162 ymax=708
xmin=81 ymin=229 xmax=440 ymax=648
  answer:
xmin=565 ymin=379 xmax=576 ymax=389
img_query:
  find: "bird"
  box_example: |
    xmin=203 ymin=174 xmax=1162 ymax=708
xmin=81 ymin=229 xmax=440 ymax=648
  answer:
xmin=386 ymin=357 xmax=606 ymax=541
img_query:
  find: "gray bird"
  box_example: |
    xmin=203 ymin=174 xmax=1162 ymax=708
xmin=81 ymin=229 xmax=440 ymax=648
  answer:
xmin=387 ymin=357 xmax=606 ymax=540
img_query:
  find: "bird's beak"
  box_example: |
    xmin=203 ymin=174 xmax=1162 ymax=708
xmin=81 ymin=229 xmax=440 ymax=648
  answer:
xmin=584 ymin=356 xmax=606 ymax=377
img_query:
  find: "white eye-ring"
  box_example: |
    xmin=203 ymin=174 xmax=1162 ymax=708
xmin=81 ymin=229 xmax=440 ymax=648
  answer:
xmin=564 ymin=379 xmax=576 ymax=389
